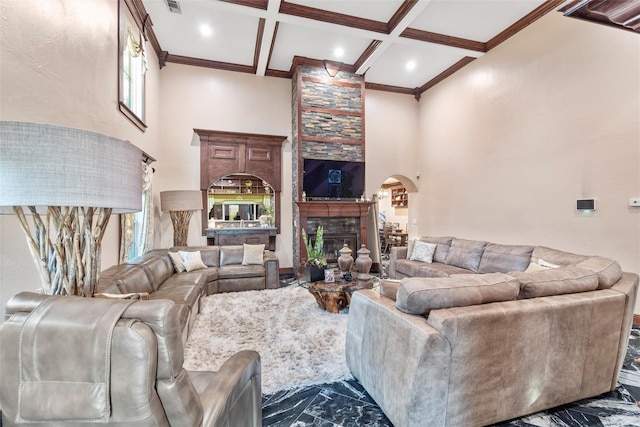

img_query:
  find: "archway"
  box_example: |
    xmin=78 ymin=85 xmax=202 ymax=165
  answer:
xmin=375 ymin=174 xmax=417 ymax=234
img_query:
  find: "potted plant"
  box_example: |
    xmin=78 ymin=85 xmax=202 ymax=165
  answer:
xmin=301 ymin=226 xmax=327 ymax=282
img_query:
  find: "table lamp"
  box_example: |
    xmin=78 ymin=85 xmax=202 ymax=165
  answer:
xmin=0 ymin=121 xmax=142 ymax=297
xmin=160 ymin=190 xmax=203 ymax=246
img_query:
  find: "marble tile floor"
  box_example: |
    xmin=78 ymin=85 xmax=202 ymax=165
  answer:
xmin=262 ymin=326 xmax=640 ymax=427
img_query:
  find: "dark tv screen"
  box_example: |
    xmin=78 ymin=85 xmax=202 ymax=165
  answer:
xmin=303 ymin=159 xmax=365 ymax=200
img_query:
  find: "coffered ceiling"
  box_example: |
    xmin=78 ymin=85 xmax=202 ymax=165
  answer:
xmin=138 ymin=0 xmax=566 ymax=97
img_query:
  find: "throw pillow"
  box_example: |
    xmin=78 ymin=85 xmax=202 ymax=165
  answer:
xmin=242 ymin=243 xmax=265 ymax=265
xmin=168 ymin=252 xmax=186 ymax=273
xmin=183 ymin=258 xmax=207 ymax=272
xmin=409 ymin=240 xmax=436 ymax=263
xmin=178 ymin=250 xmax=207 ymax=272
xmin=525 ymin=258 xmax=560 ymax=272
xmin=422 ymin=236 xmax=454 ymax=263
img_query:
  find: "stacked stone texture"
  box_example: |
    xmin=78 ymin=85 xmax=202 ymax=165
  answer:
xmin=291 ymin=65 xmax=365 ymax=269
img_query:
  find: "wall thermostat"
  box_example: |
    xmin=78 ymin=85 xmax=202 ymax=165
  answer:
xmin=576 ymin=199 xmax=596 ymax=211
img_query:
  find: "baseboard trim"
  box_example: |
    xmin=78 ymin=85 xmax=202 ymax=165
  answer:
xmin=634 ymin=314 xmax=640 ymax=326
xmin=280 ymin=267 xmax=294 ymax=275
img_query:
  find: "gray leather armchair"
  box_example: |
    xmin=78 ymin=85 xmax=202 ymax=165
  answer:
xmin=0 ymin=292 xmax=262 ymax=427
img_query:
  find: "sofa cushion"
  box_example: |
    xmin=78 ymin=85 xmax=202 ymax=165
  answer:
xmin=138 ymin=255 xmax=175 ymax=290
xmin=380 ymin=279 xmax=401 ymax=300
xmin=151 ymin=285 xmax=201 ymax=310
xmin=220 ymin=246 xmax=244 ymax=266
xmin=478 ymin=244 xmax=534 ymax=274
xmin=242 ymin=244 xmax=265 ymax=265
xmin=421 ymin=236 xmax=454 ymax=263
xmin=395 ymin=259 xmax=472 ymax=278
xmin=173 ymin=246 xmax=221 ymax=267
xmin=396 ymin=273 xmax=520 ymax=315
xmin=405 ymin=239 xmax=416 ymax=259
xmin=530 ymin=246 xmax=588 ymax=267
xmin=113 ymin=266 xmax=155 ymax=294
xmin=575 ymin=257 xmax=622 ymax=289
xmin=511 ymin=267 xmax=599 ymax=299
xmin=409 ymin=241 xmax=436 ymax=263
xmin=445 ymin=239 xmax=488 ymax=272
xmin=218 ymin=264 xmax=265 ymax=280
xmin=417 ymin=263 xmax=473 ymax=277
xmin=395 ymin=259 xmax=437 ymax=277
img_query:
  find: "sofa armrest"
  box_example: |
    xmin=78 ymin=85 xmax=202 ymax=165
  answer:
xmin=263 ymin=251 xmax=280 ymax=289
xmin=389 ymin=246 xmax=408 ymax=279
xmin=190 ymin=350 xmax=262 ymax=427
xmin=346 ymin=289 xmax=451 ymax=427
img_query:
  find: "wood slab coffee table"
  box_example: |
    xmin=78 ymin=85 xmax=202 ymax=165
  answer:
xmin=298 ymin=275 xmax=380 ymax=313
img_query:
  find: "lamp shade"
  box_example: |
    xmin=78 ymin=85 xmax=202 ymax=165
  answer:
xmin=0 ymin=121 xmax=142 ymax=213
xmin=160 ymin=190 xmax=203 ymax=212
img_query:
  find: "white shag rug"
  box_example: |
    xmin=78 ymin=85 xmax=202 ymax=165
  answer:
xmin=183 ymin=285 xmax=353 ymax=395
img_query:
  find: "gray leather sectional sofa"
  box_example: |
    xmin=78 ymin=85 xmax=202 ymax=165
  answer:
xmin=347 ymin=236 xmax=638 ymax=427
xmin=96 ymin=244 xmax=279 ymax=341
xmin=0 ymin=292 xmax=262 ymax=426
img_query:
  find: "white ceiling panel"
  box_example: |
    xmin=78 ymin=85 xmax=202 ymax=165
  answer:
xmin=286 ymin=0 xmax=405 ymax=23
xmin=139 ymin=0 xmax=559 ymax=93
xmin=269 ymin=22 xmax=374 ymax=71
xmin=143 ymin=0 xmax=259 ymax=65
xmin=365 ymin=42 xmax=465 ymax=88
xmin=410 ymin=0 xmax=548 ymax=42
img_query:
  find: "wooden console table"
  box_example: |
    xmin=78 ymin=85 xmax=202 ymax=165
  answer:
xmin=206 ymin=227 xmax=276 ymax=251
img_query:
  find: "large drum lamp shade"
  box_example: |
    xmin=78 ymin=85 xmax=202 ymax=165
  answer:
xmin=0 ymin=121 xmax=143 ymax=296
xmin=0 ymin=121 xmax=142 ymax=213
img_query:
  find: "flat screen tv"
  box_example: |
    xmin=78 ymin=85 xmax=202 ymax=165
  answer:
xmin=303 ymin=159 xmax=365 ymax=200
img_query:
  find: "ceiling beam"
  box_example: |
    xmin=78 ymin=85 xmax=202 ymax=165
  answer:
xmin=255 ymin=0 xmax=280 ymax=76
xmin=355 ymin=0 xmax=434 ymax=75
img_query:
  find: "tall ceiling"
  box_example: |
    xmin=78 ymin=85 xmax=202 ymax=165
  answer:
xmin=139 ymin=0 xmax=566 ymax=97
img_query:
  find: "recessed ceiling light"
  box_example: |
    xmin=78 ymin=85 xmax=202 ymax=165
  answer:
xmin=334 ymin=47 xmax=345 ymax=58
xmin=199 ymin=24 xmax=213 ymax=38
xmin=406 ymin=60 xmax=416 ymax=71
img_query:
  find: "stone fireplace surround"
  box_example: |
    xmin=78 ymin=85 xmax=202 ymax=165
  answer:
xmin=305 ymin=217 xmax=359 ymax=264
xmin=296 ymin=201 xmax=375 ymax=267
xmin=291 ymin=60 xmax=367 ymax=272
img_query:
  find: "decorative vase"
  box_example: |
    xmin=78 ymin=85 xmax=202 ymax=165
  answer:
xmin=337 ymin=244 xmax=353 ymax=277
xmin=355 ymin=244 xmax=372 ymax=280
xmin=302 ymin=266 xmax=325 ymax=283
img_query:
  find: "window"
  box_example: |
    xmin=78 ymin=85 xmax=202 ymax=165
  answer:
xmin=118 ymin=0 xmax=147 ymax=130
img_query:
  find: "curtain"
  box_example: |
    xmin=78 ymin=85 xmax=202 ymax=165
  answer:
xmin=124 ymin=6 xmax=147 ymax=73
xmin=119 ymin=163 xmax=154 ymax=263
xmin=137 ymin=164 xmax=154 ymax=255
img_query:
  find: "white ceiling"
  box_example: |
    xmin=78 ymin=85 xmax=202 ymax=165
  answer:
xmin=141 ymin=0 xmax=560 ymax=94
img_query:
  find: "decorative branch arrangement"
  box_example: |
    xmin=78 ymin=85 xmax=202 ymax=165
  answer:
xmin=169 ymin=210 xmax=194 ymax=247
xmin=13 ymin=206 xmax=111 ymax=297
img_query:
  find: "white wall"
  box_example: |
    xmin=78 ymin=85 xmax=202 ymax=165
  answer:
xmin=364 ymin=90 xmax=419 ymax=237
xmin=154 ymin=64 xmax=294 ymax=267
xmin=416 ymin=12 xmax=640 ymax=312
xmin=0 ymin=0 xmax=162 ymax=313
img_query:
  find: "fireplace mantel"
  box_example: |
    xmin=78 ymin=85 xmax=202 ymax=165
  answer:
xmin=296 ymin=201 xmax=375 ymax=260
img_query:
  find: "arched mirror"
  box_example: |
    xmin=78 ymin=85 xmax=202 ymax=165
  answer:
xmin=206 ymin=174 xmax=275 ymax=229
